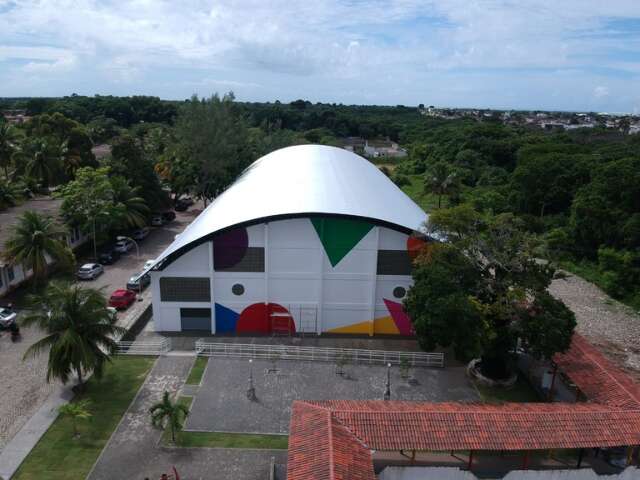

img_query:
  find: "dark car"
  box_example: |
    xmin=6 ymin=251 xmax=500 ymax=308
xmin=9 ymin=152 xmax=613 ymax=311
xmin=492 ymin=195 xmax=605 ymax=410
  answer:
xmin=174 ymin=200 xmax=188 ymax=212
xmin=98 ymin=248 xmax=121 ymax=265
xmin=126 ymin=272 xmax=151 ymax=292
xmin=162 ymin=211 xmax=176 ymax=222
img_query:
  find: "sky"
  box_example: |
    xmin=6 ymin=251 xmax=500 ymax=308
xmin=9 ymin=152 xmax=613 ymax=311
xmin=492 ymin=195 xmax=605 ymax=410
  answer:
xmin=1 ymin=0 xmax=639 ymax=112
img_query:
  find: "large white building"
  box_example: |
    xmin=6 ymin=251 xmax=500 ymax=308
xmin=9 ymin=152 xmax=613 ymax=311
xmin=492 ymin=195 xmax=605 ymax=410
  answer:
xmin=149 ymin=144 xmax=428 ymax=336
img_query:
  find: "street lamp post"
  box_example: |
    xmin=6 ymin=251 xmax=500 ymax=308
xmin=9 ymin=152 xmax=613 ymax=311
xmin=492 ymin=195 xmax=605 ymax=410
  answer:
xmin=247 ymin=358 xmax=256 ymax=401
xmin=384 ymin=362 xmax=391 ymax=401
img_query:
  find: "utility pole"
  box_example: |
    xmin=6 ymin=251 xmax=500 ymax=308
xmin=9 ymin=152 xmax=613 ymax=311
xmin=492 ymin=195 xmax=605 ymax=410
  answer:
xmin=247 ymin=358 xmax=256 ymax=401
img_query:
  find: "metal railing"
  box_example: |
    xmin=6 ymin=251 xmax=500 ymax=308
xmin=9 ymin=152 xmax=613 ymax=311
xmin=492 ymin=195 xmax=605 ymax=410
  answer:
xmin=194 ymin=340 xmax=444 ymax=368
xmin=115 ymin=337 xmax=171 ymax=355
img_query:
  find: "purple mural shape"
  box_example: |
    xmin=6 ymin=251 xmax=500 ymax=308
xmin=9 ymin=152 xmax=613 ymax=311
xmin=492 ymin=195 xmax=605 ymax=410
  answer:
xmin=213 ymin=227 xmax=248 ymax=269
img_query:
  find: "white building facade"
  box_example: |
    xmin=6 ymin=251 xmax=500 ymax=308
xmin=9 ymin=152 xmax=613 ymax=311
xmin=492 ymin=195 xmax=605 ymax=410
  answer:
xmin=150 ymin=145 xmax=428 ymax=336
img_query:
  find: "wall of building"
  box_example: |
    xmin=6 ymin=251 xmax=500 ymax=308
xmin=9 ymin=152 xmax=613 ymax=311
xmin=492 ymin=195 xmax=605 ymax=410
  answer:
xmin=151 ymin=216 xmax=423 ymax=335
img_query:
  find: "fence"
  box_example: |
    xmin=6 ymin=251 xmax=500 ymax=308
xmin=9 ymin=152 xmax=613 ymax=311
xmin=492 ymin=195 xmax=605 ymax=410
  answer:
xmin=115 ymin=337 xmax=171 ymax=355
xmin=194 ymin=340 xmax=444 ymax=368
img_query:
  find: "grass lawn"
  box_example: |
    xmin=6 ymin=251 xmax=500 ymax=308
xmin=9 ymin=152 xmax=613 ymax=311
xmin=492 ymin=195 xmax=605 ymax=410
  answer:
xmin=475 ymin=375 xmax=541 ymax=403
xmin=400 ymin=174 xmax=448 ymax=213
xmin=13 ymin=356 xmax=156 ymax=480
xmin=161 ymin=396 xmax=288 ymax=449
xmin=185 ymin=356 xmax=208 ymax=385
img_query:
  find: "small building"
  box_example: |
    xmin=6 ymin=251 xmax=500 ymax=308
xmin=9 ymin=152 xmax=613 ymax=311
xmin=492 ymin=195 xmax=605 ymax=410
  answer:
xmin=0 ymin=197 xmax=90 ymax=297
xmin=364 ymin=139 xmax=408 ymax=159
xmin=149 ymin=145 xmax=428 ymax=335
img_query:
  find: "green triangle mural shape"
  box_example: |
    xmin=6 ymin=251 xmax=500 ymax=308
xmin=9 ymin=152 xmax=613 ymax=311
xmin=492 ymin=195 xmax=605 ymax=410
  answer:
xmin=311 ymin=217 xmax=374 ymax=267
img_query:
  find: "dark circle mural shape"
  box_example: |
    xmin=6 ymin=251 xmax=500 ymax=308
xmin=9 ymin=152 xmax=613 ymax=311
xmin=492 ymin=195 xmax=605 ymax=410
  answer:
xmin=232 ymin=283 xmax=245 ymax=296
xmin=393 ymin=286 xmax=406 ymax=299
xmin=213 ymin=227 xmax=248 ymax=270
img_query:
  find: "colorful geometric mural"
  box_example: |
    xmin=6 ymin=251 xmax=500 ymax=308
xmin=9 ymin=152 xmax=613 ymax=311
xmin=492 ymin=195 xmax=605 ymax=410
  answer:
xmin=215 ymin=303 xmax=239 ymax=333
xmin=311 ymin=217 xmax=374 ymax=267
xmin=327 ymin=298 xmax=414 ymax=336
xmin=383 ymin=299 xmax=414 ymax=335
xmin=407 ymin=236 xmax=432 ymax=261
xmin=213 ymin=227 xmax=248 ymax=269
xmin=215 ymin=302 xmax=295 ymax=334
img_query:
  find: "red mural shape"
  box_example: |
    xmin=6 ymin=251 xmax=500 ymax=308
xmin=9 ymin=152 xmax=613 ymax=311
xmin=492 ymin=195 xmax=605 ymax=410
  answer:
xmin=407 ymin=236 xmax=431 ymax=260
xmin=237 ymin=303 xmax=296 ymax=334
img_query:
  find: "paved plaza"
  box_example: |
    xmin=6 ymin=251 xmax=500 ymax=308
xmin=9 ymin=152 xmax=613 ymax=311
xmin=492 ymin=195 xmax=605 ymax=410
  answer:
xmin=186 ymin=357 xmax=479 ymax=434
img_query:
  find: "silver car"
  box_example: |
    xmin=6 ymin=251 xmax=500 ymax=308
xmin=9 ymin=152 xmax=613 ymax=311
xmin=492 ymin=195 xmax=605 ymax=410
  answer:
xmin=0 ymin=307 xmax=17 ymax=327
xmin=76 ymin=263 xmax=104 ymax=280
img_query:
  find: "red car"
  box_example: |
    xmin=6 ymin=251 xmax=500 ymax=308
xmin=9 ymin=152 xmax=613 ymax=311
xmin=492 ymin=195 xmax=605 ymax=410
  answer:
xmin=108 ymin=289 xmax=137 ymax=309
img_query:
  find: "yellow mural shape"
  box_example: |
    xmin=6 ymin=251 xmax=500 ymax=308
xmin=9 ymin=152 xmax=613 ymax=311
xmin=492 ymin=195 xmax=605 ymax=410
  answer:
xmin=327 ymin=316 xmax=400 ymax=335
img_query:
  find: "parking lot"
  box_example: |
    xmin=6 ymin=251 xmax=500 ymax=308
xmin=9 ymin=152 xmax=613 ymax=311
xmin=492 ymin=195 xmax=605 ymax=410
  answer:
xmin=0 ymin=203 xmax=203 ymax=453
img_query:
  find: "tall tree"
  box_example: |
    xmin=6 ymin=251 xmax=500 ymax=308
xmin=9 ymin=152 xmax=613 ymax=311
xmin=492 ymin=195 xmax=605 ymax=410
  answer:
xmin=0 ymin=177 xmax=22 ymax=210
xmin=110 ymin=176 xmax=149 ymax=229
xmin=405 ymin=206 xmax=576 ymax=379
xmin=3 ymin=211 xmax=72 ymax=284
xmin=21 ymin=281 xmax=126 ymax=388
xmin=0 ymin=121 xmax=21 ymax=177
xmin=424 ymin=161 xmax=460 ymax=208
xmin=174 ymin=93 xmax=254 ymax=205
xmin=106 ymin=134 xmax=167 ymax=211
xmin=149 ymin=391 xmax=189 ymax=443
xmin=58 ymin=167 xmax=117 ymax=259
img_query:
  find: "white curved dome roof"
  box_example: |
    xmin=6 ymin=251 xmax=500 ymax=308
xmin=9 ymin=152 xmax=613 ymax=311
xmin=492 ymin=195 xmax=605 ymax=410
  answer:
xmin=154 ymin=144 xmax=427 ymax=267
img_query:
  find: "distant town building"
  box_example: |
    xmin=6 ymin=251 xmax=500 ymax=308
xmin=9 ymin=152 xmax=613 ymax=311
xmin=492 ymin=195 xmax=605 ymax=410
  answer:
xmin=363 ymin=139 xmax=407 ymax=159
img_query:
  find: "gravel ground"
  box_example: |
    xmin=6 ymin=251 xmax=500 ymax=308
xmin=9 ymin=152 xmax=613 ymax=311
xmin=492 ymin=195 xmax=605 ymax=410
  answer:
xmin=0 ymin=326 xmax=60 ymax=452
xmin=549 ymin=271 xmax=640 ymax=379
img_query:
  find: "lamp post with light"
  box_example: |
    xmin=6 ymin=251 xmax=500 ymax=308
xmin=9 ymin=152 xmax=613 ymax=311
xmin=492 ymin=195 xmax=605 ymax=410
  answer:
xmin=247 ymin=358 xmax=256 ymax=401
xmin=384 ymin=362 xmax=391 ymax=400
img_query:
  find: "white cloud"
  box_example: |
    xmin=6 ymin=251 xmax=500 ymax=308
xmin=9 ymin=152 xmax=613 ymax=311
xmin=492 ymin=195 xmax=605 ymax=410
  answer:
xmin=593 ymin=85 xmax=610 ymax=98
xmin=0 ymin=1 xmax=638 ymax=110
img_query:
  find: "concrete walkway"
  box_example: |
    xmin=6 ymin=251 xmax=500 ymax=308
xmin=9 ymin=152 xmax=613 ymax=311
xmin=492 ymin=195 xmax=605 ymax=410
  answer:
xmin=88 ymin=356 xmax=287 ymax=480
xmin=0 ymin=383 xmax=74 ymax=480
xmin=0 ymin=298 xmax=152 ymax=480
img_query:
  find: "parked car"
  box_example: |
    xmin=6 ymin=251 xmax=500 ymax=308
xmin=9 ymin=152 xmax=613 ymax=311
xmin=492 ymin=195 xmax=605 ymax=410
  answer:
xmin=144 ymin=259 xmax=156 ymax=270
xmin=76 ymin=263 xmax=104 ymax=280
xmin=151 ymin=214 xmax=164 ymax=226
xmin=98 ymin=247 xmax=121 ymax=265
xmin=132 ymin=227 xmax=150 ymax=241
xmin=0 ymin=306 xmax=17 ymax=327
xmin=174 ymin=201 xmax=188 ymax=212
xmin=108 ymin=289 xmax=137 ymax=309
xmin=114 ymin=237 xmax=135 ymax=253
xmin=162 ymin=211 xmax=176 ymax=222
xmin=126 ymin=272 xmax=150 ymax=291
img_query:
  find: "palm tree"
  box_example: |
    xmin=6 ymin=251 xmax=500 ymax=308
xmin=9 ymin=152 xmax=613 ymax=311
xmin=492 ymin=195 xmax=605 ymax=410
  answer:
xmin=58 ymin=400 xmax=92 ymax=438
xmin=24 ymin=139 xmax=62 ymax=188
xmin=21 ymin=281 xmax=126 ymax=388
xmin=110 ymin=176 xmax=149 ymax=229
xmin=149 ymin=391 xmax=189 ymax=443
xmin=0 ymin=121 xmax=20 ymax=177
xmin=424 ymin=161 xmax=460 ymax=208
xmin=0 ymin=178 xmax=22 ymax=210
xmin=3 ymin=211 xmax=70 ymax=284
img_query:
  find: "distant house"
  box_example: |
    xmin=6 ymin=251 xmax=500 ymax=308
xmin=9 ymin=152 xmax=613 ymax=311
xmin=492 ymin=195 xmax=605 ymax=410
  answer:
xmin=0 ymin=197 xmax=90 ymax=297
xmin=363 ymin=139 xmax=408 ymax=159
xmin=341 ymin=137 xmax=366 ymax=155
xmin=1 ymin=109 xmax=30 ymax=125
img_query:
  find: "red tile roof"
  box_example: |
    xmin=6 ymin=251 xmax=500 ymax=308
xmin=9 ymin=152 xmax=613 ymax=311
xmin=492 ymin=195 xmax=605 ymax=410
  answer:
xmin=554 ymin=333 xmax=640 ymax=409
xmin=287 ymin=402 xmax=375 ymax=480
xmin=288 ymin=335 xmax=640 ymax=480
